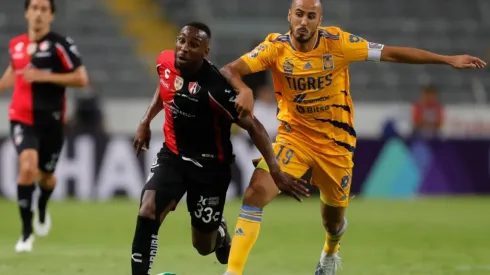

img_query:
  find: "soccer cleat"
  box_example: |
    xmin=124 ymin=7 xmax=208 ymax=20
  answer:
xmin=215 ymin=217 xmax=232 ymax=264
xmin=315 ymin=251 xmax=342 ymax=275
xmin=15 ymin=234 xmax=35 ymax=253
xmin=34 ymin=211 xmax=51 ymax=237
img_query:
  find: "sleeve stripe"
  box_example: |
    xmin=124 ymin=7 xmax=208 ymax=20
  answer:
xmin=208 ymin=92 xmax=235 ymax=120
xmin=55 ymin=43 xmax=74 ymax=70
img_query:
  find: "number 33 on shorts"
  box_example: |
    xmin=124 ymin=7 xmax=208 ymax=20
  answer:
xmin=193 ymin=196 xmax=221 ymax=224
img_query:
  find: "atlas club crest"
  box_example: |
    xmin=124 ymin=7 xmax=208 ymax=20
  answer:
xmin=188 ymin=82 xmax=201 ymax=95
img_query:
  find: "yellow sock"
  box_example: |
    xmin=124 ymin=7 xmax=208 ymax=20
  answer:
xmin=226 ymin=205 xmax=263 ymax=275
xmin=323 ymin=218 xmax=348 ymax=255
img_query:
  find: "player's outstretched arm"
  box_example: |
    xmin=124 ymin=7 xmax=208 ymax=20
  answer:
xmin=133 ymin=86 xmax=163 ymax=155
xmin=380 ymin=46 xmax=487 ymax=69
xmin=236 ymin=115 xmax=310 ymax=201
xmin=0 ymin=65 xmax=14 ymax=93
xmin=220 ymin=59 xmax=255 ymax=119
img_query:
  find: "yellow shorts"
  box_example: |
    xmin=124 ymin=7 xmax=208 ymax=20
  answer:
xmin=254 ymin=142 xmax=352 ymax=207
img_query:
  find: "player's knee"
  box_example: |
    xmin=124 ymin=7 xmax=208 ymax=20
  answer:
xmin=192 ymin=238 xmax=214 ymax=256
xmin=242 ymin=169 xmax=278 ymax=208
xmin=322 ymin=205 xmax=346 ymax=234
xmin=138 ymin=196 xmax=157 ymax=219
xmin=38 ymin=172 xmax=56 ymax=189
xmin=18 ymin=150 xmax=38 ymax=183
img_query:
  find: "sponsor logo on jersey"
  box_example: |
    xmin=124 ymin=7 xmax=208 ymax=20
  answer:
xmin=293 ymin=94 xmax=330 ymax=104
xmin=368 ymin=42 xmax=384 ymax=50
xmin=248 ymin=43 xmax=266 ymax=58
xmin=296 ymin=104 xmax=330 ymax=114
xmin=14 ymin=42 xmax=24 ymax=52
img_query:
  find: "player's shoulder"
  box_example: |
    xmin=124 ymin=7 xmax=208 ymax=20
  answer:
xmin=9 ymin=34 xmax=29 ymax=47
xmin=262 ymin=33 xmax=289 ymax=47
xmin=202 ymin=60 xmax=230 ymax=88
xmin=46 ymin=32 xmax=76 ymax=45
xmin=318 ymin=26 xmax=343 ymax=41
xmin=156 ymin=50 xmax=175 ymax=67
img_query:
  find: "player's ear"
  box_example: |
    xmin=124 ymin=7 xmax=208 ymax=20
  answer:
xmin=204 ymin=46 xmax=210 ymax=57
xmin=319 ymin=15 xmax=323 ymax=25
xmin=288 ymin=9 xmax=291 ymax=22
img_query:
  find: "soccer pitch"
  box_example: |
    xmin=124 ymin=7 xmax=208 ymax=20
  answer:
xmin=0 ymin=197 xmax=489 ymax=275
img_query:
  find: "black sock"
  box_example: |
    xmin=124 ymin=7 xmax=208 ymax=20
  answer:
xmin=214 ymin=225 xmax=226 ymax=250
xmin=17 ymin=184 xmax=35 ymax=240
xmin=131 ymin=216 xmax=161 ymax=275
xmin=38 ymin=185 xmax=54 ymax=223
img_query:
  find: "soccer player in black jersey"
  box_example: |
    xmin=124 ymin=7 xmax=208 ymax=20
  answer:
xmin=130 ymin=22 xmax=309 ymax=275
xmin=0 ymin=0 xmax=88 ymax=253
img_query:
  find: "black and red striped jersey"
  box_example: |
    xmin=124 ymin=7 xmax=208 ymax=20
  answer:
xmin=8 ymin=32 xmax=83 ymax=125
xmin=156 ymin=50 xmax=239 ymax=163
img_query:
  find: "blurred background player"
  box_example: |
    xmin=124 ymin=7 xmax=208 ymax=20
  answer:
xmin=411 ymin=85 xmax=444 ymax=139
xmin=0 ymin=0 xmax=88 ymax=252
xmin=219 ymin=0 xmax=486 ymax=274
xmin=129 ymin=22 xmax=305 ymax=275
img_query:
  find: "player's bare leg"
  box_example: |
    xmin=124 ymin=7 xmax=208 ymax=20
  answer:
xmin=15 ymin=149 xmax=38 ymax=253
xmin=315 ymin=202 xmax=347 ymax=275
xmin=191 ymin=217 xmax=231 ymax=264
xmin=34 ymin=171 xmax=56 ymax=237
xmin=131 ymin=190 xmax=177 ymax=275
xmin=225 ymin=168 xmax=279 ymax=275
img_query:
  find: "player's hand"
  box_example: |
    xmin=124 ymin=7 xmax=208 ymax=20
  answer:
xmin=270 ymin=170 xmax=310 ymax=202
xmin=23 ymin=68 xmax=51 ymax=83
xmin=235 ymin=87 xmax=254 ymax=119
xmin=448 ymin=55 xmax=486 ymax=69
xmin=133 ymin=123 xmax=151 ymax=156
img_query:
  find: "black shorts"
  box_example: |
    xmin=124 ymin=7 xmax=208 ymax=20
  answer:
xmin=10 ymin=120 xmax=64 ymax=174
xmin=144 ymin=146 xmax=231 ymax=232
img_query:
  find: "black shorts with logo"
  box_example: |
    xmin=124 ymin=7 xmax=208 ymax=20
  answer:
xmin=10 ymin=120 xmax=64 ymax=174
xmin=144 ymin=146 xmax=231 ymax=232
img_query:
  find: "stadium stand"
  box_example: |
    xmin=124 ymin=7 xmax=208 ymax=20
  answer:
xmin=157 ymin=0 xmax=489 ymax=103
xmin=0 ymin=0 xmax=156 ymax=98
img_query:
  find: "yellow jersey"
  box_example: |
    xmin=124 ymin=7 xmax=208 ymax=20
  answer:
xmin=241 ymin=26 xmax=384 ymax=157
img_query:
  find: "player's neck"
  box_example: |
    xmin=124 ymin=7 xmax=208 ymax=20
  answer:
xmin=291 ymin=32 xmax=318 ymax=52
xmin=179 ymin=59 xmax=204 ymax=77
xmin=28 ymin=27 xmax=50 ymax=41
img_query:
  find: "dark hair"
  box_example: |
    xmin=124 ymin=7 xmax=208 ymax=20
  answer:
xmin=185 ymin=21 xmax=212 ymax=39
xmin=25 ymin=0 xmax=56 ymax=13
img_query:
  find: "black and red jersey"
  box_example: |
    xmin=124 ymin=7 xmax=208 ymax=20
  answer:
xmin=156 ymin=50 xmax=239 ymax=163
xmin=8 ymin=32 xmax=83 ymax=125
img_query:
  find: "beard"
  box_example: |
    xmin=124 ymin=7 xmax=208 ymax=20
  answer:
xmin=289 ymin=24 xmax=316 ymax=43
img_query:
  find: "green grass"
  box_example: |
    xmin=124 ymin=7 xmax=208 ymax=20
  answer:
xmin=0 ymin=197 xmax=489 ymax=275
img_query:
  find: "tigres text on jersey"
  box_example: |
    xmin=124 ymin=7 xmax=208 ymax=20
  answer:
xmin=241 ymin=26 xmax=384 ymax=159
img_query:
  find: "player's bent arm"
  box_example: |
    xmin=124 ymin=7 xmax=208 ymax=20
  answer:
xmin=380 ymin=46 xmax=452 ymax=65
xmin=236 ymin=115 xmax=281 ymax=173
xmin=45 ymin=66 xmax=89 ymax=87
xmin=140 ymin=86 xmax=163 ymax=126
xmin=0 ymin=65 xmax=14 ymax=93
xmin=219 ymin=59 xmax=253 ymax=92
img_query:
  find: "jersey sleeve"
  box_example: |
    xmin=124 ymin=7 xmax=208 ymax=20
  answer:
xmin=240 ymin=39 xmax=277 ymax=73
xmin=340 ymin=31 xmax=384 ymax=63
xmin=55 ymin=37 xmax=83 ymax=72
xmin=208 ymin=81 xmax=239 ymax=121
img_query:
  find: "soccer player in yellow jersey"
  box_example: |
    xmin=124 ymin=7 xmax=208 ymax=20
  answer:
xmin=220 ymin=0 xmax=487 ymax=274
